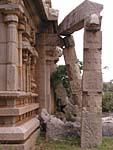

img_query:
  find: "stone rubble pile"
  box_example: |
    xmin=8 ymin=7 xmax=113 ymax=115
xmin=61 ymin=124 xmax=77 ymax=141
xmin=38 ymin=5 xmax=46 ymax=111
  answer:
xmin=40 ymin=109 xmax=80 ymax=140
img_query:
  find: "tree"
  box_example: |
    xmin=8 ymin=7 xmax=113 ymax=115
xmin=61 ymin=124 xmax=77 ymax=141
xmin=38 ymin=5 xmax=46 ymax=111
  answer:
xmin=51 ymin=65 xmax=71 ymax=97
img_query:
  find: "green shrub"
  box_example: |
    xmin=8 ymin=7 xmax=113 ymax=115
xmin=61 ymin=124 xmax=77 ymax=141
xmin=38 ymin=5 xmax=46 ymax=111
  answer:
xmin=51 ymin=65 xmax=71 ymax=97
xmin=102 ymin=92 xmax=113 ymax=112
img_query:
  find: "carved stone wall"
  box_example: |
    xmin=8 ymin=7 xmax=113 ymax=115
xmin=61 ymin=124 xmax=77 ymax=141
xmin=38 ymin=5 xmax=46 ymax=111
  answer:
xmin=0 ymin=1 xmax=40 ymax=150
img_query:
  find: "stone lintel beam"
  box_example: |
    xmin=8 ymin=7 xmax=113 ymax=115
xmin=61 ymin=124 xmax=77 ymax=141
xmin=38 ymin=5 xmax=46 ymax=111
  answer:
xmin=58 ymin=0 xmax=103 ymax=35
xmin=37 ymin=33 xmax=64 ymax=47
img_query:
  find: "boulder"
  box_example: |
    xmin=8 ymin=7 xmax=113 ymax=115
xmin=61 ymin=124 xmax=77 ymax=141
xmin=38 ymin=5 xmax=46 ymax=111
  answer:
xmin=102 ymin=116 xmax=113 ymax=136
xmin=39 ymin=109 xmax=80 ymax=140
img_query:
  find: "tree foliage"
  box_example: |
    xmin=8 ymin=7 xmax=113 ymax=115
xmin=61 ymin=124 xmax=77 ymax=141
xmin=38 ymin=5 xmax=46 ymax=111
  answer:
xmin=78 ymin=60 xmax=83 ymax=73
xmin=51 ymin=65 xmax=113 ymax=113
xmin=51 ymin=65 xmax=71 ymax=97
xmin=102 ymin=92 xmax=113 ymax=112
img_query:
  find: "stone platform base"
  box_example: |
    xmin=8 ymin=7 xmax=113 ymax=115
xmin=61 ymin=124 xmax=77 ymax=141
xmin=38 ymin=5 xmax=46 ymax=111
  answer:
xmin=0 ymin=117 xmax=40 ymax=150
xmin=0 ymin=129 xmax=40 ymax=150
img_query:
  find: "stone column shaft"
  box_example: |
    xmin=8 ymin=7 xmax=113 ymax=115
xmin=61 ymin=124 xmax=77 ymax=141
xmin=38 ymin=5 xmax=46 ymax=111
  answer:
xmin=63 ymin=35 xmax=82 ymax=117
xmin=46 ymin=60 xmax=51 ymax=113
xmin=36 ymin=34 xmax=47 ymax=109
xmin=5 ymin=14 xmax=18 ymax=91
xmin=81 ymin=15 xmax=102 ymax=148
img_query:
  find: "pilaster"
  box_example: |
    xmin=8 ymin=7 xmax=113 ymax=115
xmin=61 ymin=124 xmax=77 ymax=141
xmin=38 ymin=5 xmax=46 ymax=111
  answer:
xmin=5 ymin=14 xmax=19 ymax=91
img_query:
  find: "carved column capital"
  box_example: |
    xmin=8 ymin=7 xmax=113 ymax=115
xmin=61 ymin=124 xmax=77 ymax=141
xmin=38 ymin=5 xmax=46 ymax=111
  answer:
xmin=64 ymin=35 xmax=75 ymax=48
xmin=84 ymin=14 xmax=101 ymax=31
xmin=4 ymin=14 xmax=18 ymax=24
xmin=46 ymin=46 xmax=62 ymax=62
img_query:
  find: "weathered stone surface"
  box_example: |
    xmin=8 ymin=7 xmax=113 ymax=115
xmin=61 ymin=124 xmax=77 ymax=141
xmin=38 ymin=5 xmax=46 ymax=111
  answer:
xmin=44 ymin=3 xmax=59 ymax=21
xmin=102 ymin=117 xmax=113 ymax=137
xmin=84 ymin=31 xmax=102 ymax=49
xmin=64 ymin=35 xmax=75 ymax=48
xmin=0 ymin=103 xmax=39 ymax=116
xmin=81 ymin=112 xmax=102 ymax=148
xmin=0 ymin=44 xmax=7 ymax=64
xmin=81 ymin=14 xmax=102 ymax=148
xmin=84 ymin=14 xmax=102 ymax=31
xmin=0 ymin=128 xmax=40 ymax=150
xmin=83 ymin=49 xmax=101 ymax=71
xmin=82 ymin=71 xmax=102 ymax=92
xmin=36 ymin=37 xmax=47 ymax=109
xmin=7 ymin=64 xmax=18 ymax=91
xmin=0 ymin=65 xmax=6 ymax=91
xmin=82 ymin=92 xmax=102 ymax=113
xmin=0 ymin=23 xmax=7 ymax=43
xmin=37 ymin=33 xmax=63 ymax=47
xmin=0 ymin=0 xmax=60 ymax=149
xmin=0 ymin=117 xmax=39 ymax=141
xmin=47 ymin=120 xmax=80 ymax=140
xmin=63 ymin=36 xmax=82 ymax=117
xmin=58 ymin=0 xmax=103 ymax=35
xmin=40 ymin=109 xmax=80 ymax=140
xmin=7 ymin=43 xmax=18 ymax=64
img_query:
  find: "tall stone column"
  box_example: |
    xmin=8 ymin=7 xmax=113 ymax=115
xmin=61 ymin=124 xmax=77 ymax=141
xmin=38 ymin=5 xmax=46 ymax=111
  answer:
xmin=46 ymin=47 xmax=61 ymax=114
xmin=46 ymin=59 xmax=51 ymax=113
xmin=81 ymin=14 xmax=102 ymax=148
xmin=50 ymin=60 xmax=57 ymax=113
xmin=63 ymin=35 xmax=82 ymax=118
xmin=36 ymin=33 xmax=47 ymax=109
xmin=4 ymin=14 xmax=18 ymax=91
xmin=36 ymin=33 xmax=62 ymax=113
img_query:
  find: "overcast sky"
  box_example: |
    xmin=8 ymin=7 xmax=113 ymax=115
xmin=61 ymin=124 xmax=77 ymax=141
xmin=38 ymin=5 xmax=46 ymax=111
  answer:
xmin=52 ymin=0 xmax=113 ymax=82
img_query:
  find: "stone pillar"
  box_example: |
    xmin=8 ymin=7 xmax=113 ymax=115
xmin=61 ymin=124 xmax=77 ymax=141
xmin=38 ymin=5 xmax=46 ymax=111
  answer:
xmin=81 ymin=14 xmax=102 ymax=148
xmin=18 ymin=23 xmax=25 ymax=91
xmin=46 ymin=60 xmax=51 ymax=113
xmin=50 ymin=60 xmax=57 ymax=113
xmin=36 ymin=33 xmax=62 ymax=113
xmin=36 ymin=33 xmax=47 ymax=109
xmin=5 ymin=14 xmax=19 ymax=91
xmin=63 ymin=35 xmax=82 ymax=118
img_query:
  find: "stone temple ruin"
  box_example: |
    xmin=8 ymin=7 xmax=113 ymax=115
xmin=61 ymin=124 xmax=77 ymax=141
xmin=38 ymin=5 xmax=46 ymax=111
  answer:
xmin=0 ymin=0 xmax=103 ymax=149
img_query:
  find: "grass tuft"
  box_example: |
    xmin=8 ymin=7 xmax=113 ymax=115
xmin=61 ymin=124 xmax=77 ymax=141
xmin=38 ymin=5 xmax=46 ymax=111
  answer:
xmin=36 ymin=136 xmax=113 ymax=150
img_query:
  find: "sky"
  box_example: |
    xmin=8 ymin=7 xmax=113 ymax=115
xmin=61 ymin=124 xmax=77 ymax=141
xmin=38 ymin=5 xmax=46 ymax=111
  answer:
xmin=52 ymin=0 xmax=113 ymax=82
